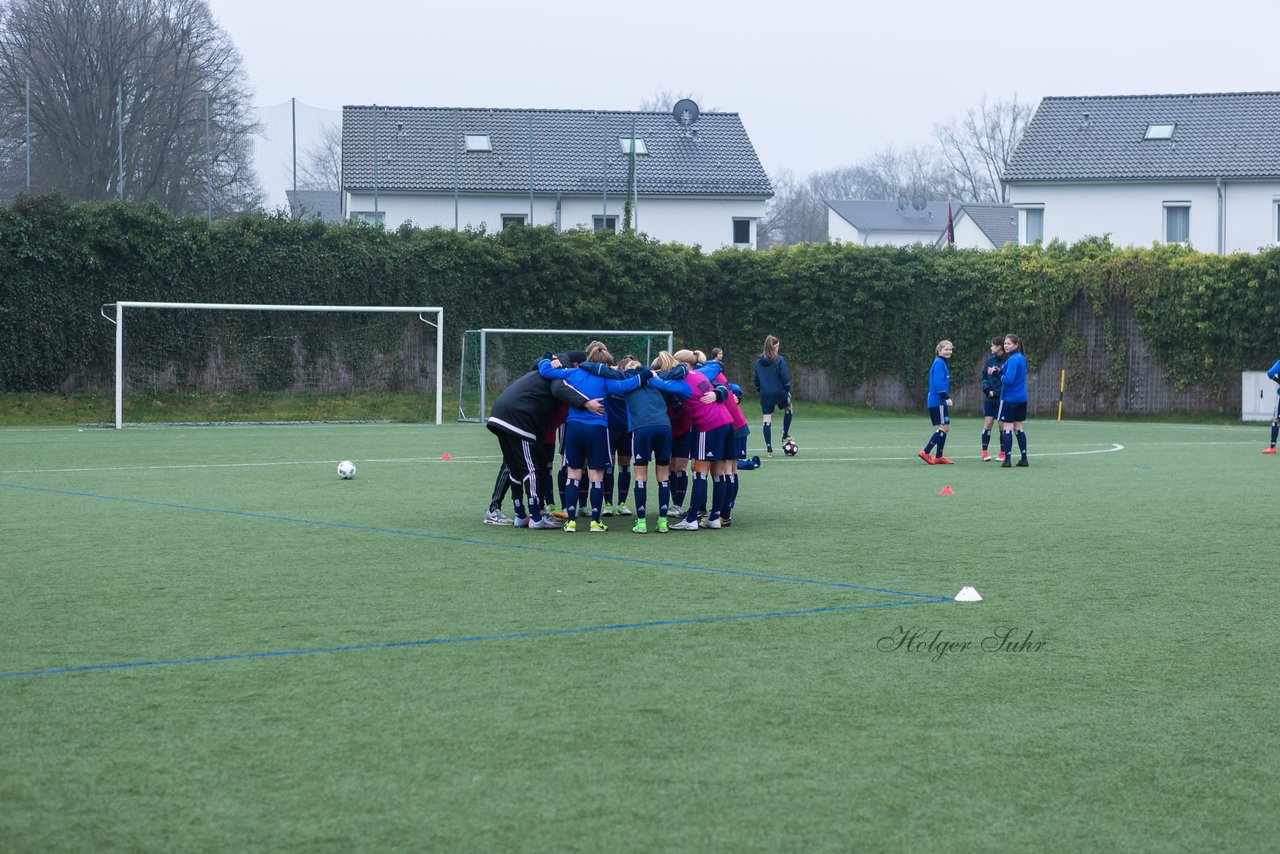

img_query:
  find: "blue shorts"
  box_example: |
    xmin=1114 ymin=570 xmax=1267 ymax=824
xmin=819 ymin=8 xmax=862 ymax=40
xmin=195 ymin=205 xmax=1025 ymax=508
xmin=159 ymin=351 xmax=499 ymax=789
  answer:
xmin=998 ymin=401 xmax=1028 ymax=423
xmin=631 ymin=425 xmax=672 ymax=466
xmin=983 ymin=396 xmax=1001 ymax=419
xmin=693 ymin=423 xmax=734 ymax=461
xmin=563 ymin=421 xmax=610 ymax=471
xmin=929 ymin=402 xmax=951 ymax=426
xmin=671 ymin=430 xmax=693 ymax=459
xmin=760 ymin=393 xmax=790 ymax=414
xmin=608 ymin=423 xmax=631 ymax=457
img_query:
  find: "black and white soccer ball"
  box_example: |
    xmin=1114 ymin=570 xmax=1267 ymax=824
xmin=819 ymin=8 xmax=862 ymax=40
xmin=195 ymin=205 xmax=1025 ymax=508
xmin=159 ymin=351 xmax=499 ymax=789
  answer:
xmin=337 ymin=460 xmax=357 ymax=479
xmin=782 ymin=438 xmax=798 ymax=457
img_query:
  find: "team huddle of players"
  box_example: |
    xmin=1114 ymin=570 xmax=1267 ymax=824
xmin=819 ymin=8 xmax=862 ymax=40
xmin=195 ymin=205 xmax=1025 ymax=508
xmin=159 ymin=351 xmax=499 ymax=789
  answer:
xmin=484 ymin=337 xmax=793 ymax=533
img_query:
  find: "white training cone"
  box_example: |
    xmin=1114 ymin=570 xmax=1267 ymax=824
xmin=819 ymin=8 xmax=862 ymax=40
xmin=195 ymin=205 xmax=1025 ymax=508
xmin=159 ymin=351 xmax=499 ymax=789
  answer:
xmin=954 ymin=586 xmax=983 ymax=602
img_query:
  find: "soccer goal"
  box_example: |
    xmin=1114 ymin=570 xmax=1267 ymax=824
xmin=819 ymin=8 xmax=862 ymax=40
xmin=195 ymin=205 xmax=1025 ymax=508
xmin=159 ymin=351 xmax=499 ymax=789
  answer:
xmin=101 ymin=302 xmax=444 ymax=428
xmin=457 ymin=327 xmax=674 ymax=422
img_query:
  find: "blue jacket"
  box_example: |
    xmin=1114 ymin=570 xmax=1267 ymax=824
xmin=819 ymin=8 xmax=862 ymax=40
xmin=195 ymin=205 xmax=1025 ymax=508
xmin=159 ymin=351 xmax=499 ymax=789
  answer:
xmin=1000 ymin=352 xmax=1028 ymax=403
xmin=622 ymin=365 xmax=688 ymax=432
xmin=753 ymin=355 xmax=791 ymax=398
xmin=927 ymin=355 xmax=951 ymax=407
xmin=537 ymin=360 xmax=640 ymax=426
xmin=981 ymin=353 xmax=1005 ymax=399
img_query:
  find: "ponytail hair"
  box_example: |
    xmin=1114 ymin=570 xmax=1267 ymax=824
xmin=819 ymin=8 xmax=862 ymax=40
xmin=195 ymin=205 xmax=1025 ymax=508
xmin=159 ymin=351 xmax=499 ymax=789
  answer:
xmin=762 ymin=335 xmax=779 ymax=360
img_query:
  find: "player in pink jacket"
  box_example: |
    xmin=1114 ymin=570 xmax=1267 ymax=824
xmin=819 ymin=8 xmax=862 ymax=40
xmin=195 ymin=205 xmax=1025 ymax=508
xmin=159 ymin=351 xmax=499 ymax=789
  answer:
xmin=649 ymin=348 xmax=734 ymax=530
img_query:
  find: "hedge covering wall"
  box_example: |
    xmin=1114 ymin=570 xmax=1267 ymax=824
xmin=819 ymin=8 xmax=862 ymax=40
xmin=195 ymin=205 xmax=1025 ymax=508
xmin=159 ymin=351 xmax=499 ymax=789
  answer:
xmin=3 ymin=193 xmax=1279 ymax=413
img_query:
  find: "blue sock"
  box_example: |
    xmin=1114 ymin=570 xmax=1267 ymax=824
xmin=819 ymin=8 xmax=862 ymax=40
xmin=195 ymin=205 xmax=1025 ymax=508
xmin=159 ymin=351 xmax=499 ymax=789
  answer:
xmin=603 ymin=464 xmax=615 ymax=506
xmin=726 ymin=473 xmax=738 ymax=512
xmin=564 ymin=479 xmax=580 ymax=521
xmin=763 ymin=423 xmax=773 ymax=450
xmin=658 ymin=479 xmax=670 ymax=515
xmin=1001 ymin=430 xmax=1013 ymax=456
xmin=634 ymin=481 xmax=647 ymax=517
xmin=783 ymin=411 xmax=792 ymax=436
xmin=617 ymin=465 xmax=631 ymax=504
xmin=686 ymin=474 xmax=708 ymax=523
xmin=982 ymin=428 xmax=991 ymax=451
xmin=1017 ymin=430 xmax=1027 ymax=458
xmin=1271 ymin=422 xmax=1278 ymax=446
xmin=936 ymin=432 xmax=947 ymax=456
xmin=590 ymin=481 xmax=604 ymax=522
xmin=673 ymin=470 xmax=688 ymax=507
xmin=710 ymin=475 xmax=726 ymax=520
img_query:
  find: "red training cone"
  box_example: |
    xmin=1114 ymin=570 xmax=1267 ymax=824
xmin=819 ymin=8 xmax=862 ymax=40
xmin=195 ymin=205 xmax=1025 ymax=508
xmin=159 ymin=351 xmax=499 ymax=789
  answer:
xmin=939 ymin=486 xmax=954 ymax=495
xmin=440 ymin=453 xmax=452 ymax=461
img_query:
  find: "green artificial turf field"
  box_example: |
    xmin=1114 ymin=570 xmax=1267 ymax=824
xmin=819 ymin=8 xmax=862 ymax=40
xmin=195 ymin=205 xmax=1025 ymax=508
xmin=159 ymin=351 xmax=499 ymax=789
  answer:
xmin=2 ymin=413 xmax=1278 ymax=851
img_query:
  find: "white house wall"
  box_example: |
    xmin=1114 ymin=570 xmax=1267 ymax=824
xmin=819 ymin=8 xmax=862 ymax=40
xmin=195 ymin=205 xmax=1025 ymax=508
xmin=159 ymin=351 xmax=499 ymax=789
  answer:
xmin=1008 ymin=180 xmax=1280 ymax=253
xmin=344 ymin=191 xmax=766 ymax=250
xmin=828 ymin=211 xmax=861 ymax=244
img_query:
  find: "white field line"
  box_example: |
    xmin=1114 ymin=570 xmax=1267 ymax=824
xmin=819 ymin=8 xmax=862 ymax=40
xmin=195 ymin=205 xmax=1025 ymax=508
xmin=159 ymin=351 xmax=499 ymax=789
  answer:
xmin=0 ymin=456 xmax=505 ymax=475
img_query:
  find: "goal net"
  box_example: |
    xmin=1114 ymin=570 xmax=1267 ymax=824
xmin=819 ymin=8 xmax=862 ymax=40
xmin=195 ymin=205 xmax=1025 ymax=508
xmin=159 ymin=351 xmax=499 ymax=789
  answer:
xmin=457 ymin=328 xmax=674 ymax=422
xmin=102 ymin=302 xmax=444 ymax=428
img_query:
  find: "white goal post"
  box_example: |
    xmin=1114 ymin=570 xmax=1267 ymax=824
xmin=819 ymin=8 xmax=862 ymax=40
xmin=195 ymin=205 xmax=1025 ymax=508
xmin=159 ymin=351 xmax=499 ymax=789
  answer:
xmin=102 ymin=301 xmax=444 ymax=428
xmin=458 ymin=327 xmax=674 ymax=422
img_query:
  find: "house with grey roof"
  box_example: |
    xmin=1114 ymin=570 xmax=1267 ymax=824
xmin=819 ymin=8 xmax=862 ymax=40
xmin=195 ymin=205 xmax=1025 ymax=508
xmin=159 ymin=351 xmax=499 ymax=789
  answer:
xmin=1003 ymin=91 xmax=1280 ymax=253
xmin=827 ymin=199 xmax=951 ymax=246
xmin=938 ymin=202 xmax=1019 ymax=249
xmin=340 ymin=104 xmax=773 ymax=250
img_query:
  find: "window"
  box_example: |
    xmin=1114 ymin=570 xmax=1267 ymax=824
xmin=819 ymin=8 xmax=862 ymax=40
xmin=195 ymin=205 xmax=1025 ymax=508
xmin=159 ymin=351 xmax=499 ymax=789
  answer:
xmin=1164 ymin=204 xmax=1190 ymax=243
xmin=501 ymin=214 xmax=526 ymax=229
xmin=464 ymin=134 xmax=491 ymax=152
xmin=593 ymin=215 xmax=618 ymax=234
xmin=351 ymin=211 xmax=385 ymax=225
xmin=1022 ymin=208 xmax=1044 ymax=244
xmin=618 ymin=137 xmax=648 ymax=155
xmin=1144 ymin=124 xmax=1175 ymax=140
xmin=732 ymin=218 xmax=752 ymax=245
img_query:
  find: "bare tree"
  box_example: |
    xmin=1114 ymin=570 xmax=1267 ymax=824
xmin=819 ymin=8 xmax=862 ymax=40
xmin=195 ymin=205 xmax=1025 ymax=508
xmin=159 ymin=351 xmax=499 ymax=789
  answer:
xmin=298 ymin=121 xmax=341 ymax=191
xmin=934 ymin=94 xmax=1032 ymax=203
xmin=760 ymin=146 xmax=956 ymax=247
xmin=0 ymin=0 xmax=260 ymax=214
xmin=638 ymin=90 xmax=714 ymax=112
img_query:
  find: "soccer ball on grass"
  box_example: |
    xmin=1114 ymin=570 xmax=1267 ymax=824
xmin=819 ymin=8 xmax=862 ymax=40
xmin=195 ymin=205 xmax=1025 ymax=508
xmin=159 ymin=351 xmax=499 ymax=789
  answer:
xmin=337 ymin=460 xmax=357 ymax=479
xmin=782 ymin=438 xmax=798 ymax=457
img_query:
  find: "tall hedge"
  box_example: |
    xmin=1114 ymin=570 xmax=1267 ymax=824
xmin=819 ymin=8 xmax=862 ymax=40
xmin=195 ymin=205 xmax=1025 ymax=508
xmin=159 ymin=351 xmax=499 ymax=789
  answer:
xmin=3 ymin=193 xmax=1279 ymax=412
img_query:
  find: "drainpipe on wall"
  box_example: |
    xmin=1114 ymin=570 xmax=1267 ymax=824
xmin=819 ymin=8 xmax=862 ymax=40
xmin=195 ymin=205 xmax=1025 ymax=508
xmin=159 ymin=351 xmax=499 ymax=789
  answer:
xmin=1216 ymin=177 xmax=1225 ymax=254
xmin=555 ymin=193 xmax=562 ymax=233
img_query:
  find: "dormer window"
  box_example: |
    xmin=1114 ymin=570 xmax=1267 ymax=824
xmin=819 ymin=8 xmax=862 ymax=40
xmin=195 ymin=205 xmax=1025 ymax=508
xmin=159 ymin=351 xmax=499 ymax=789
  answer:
xmin=1144 ymin=124 xmax=1175 ymax=140
xmin=619 ymin=137 xmax=648 ymax=155
xmin=465 ymin=134 xmax=491 ymax=152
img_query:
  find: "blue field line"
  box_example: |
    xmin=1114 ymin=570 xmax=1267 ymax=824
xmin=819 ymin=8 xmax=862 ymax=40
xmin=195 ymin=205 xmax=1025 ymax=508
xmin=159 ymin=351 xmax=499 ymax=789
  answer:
xmin=1 ymin=598 xmax=942 ymax=680
xmin=1 ymin=482 xmax=948 ymax=601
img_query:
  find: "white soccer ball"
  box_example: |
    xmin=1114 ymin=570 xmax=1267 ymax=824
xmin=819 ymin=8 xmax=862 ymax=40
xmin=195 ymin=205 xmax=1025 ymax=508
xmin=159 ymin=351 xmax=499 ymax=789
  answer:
xmin=782 ymin=439 xmax=799 ymax=457
xmin=337 ymin=460 xmax=357 ymax=479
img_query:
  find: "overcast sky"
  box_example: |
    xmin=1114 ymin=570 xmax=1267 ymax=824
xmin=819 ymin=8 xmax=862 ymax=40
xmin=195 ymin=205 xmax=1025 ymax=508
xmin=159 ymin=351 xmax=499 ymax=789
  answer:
xmin=207 ymin=0 xmax=1274 ymax=188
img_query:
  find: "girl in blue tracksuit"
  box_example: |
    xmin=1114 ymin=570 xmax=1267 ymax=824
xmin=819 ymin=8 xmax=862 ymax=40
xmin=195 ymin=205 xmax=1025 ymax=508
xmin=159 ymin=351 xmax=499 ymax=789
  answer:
xmin=753 ymin=335 xmax=792 ymax=457
xmin=538 ymin=345 xmax=641 ymax=530
xmin=919 ymin=340 xmax=954 ymax=464
xmin=1265 ymin=358 xmax=1280 ymax=454
xmin=998 ymin=334 xmax=1029 ymax=467
xmin=980 ymin=337 xmax=1006 ymax=461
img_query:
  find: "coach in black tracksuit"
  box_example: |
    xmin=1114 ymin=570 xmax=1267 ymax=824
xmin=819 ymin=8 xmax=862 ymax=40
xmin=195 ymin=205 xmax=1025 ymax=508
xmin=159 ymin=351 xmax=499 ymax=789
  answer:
xmin=487 ymin=351 xmax=598 ymax=526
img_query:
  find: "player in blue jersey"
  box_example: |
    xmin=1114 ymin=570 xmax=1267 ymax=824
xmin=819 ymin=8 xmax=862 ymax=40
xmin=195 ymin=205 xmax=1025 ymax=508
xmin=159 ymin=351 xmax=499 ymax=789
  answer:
xmin=980 ymin=337 xmax=1006 ymax=461
xmin=919 ymin=340 xmax=955 ymax=464
xmin=1264 ymin=358 xmax=1280 ymax=454
xmin=753 ymin=335 xmax=792 ymax=457
xmin=997 ymin=334 xmax=1029 ymax=468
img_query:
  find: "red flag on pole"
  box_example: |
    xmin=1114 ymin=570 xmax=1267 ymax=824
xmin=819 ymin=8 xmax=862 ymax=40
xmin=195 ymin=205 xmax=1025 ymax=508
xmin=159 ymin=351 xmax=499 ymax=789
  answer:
xmin=946 ymin=201 xmax=955 ymax=246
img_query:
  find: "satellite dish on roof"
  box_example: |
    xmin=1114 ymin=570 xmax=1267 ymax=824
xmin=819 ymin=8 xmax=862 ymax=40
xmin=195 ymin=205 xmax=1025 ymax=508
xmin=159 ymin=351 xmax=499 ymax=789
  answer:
xmin=896 ymin=196 xmax=909 ymax=211
xmin=672 ymin=99 xmax=700 ymax=127
xmin=912 ymin=195 xmax=927 ymax=212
